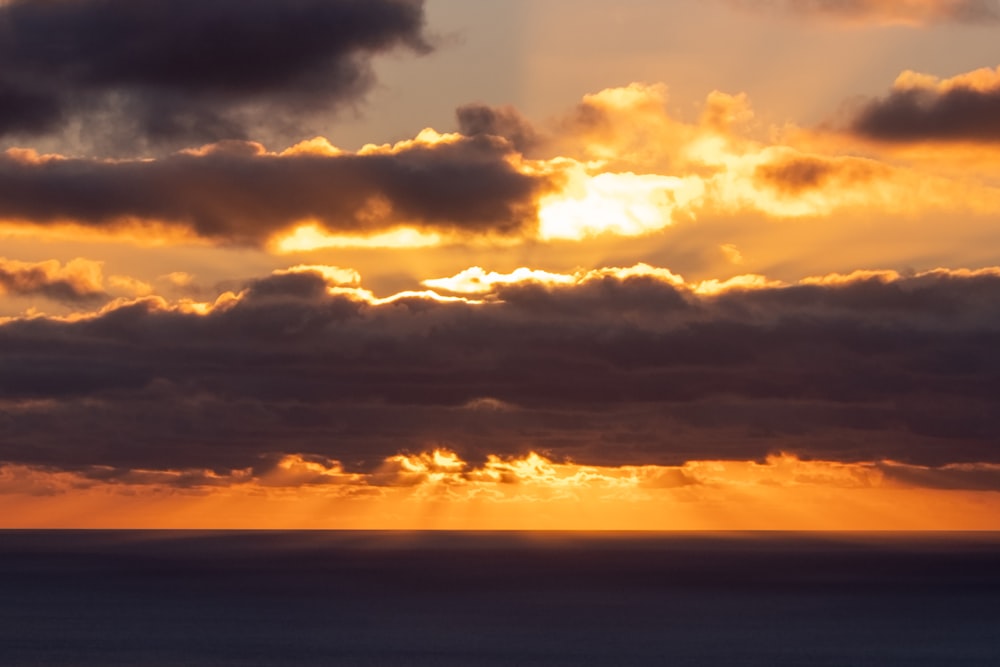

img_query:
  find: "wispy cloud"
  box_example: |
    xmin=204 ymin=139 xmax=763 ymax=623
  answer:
xmin=723 ymin=0 xmax=1000 ymax=26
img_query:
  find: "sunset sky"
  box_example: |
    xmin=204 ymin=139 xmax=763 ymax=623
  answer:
xmin=2 ymin=0 xmax=1000 ymax=529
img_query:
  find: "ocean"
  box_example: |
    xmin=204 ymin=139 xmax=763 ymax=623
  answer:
xmin=1 ymin=531 xmax=997 ymax=666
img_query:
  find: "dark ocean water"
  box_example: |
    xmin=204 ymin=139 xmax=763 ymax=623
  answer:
xmin=0 ymin=531 xmax=998 ymax=666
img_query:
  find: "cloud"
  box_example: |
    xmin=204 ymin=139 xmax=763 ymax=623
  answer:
xmin=458 ymin=83 xmax=705 ymax=171
xmin=2 ymin=265 xmax=1000 ymax=478
xmin=456 ymin=103 xmax=542 ymax=155
xmin=848 ymin=66 xmax=1000 ymax=142
xmin=4 ymin=83 xmax=995 ymax=249
xmin=458 ymin=83 xmax=1000 ymax=244
xmin=753 ymin=154 xmax=888 ymax=194
xmin=877 ymin=460 xmax=1000 ymax=491
xmin=0 ymin=133 xmax=550 ymax=245
xmin=0 ymin=0 xmax=430 ymax=151
xmin=724 ymin=0 xmax=1000 ymax=25
xmin=0 ymin=257 xmax=106 ymax=303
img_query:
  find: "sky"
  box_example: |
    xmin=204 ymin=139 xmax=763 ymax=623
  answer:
xmin=2 ymin=0 xmax=1000 ymax=529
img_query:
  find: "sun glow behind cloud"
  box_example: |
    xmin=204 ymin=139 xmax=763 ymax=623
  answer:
xmin=4 ymin=0 xmax=1000 ymax=537
xmin=272 ymin=224 xmax=447 ymax=252
xmin=3 ymin=449 xmax=999 ymax=530
xmin=536 ymin=168 xmax=704 ymax=240
xmin=422 ymin=262 xmax=782 ymax=297
xmin=506 ymin=81 xmax=1000 ymax=243
xmin=4 ymin=80 xmax=1000 ymax=256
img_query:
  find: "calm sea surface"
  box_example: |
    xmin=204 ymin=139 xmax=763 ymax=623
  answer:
xmin=1 ymin=531 xmax=998 ymax=666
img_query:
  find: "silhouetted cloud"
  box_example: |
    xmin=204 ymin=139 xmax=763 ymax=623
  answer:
xmin=849 ymin=67 xmax=1000 ymax=142
xmin=2 ymin=266 xmax=1000 ymax=478
xmin=0 ymin=0 xmax=430 ymax=150
xmin=0 ymin=136 xmax=549 ymax=244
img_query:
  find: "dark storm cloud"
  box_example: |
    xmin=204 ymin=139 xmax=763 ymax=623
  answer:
xmin=2 ymin=268 xmax=1000 ymax=481
xmin=724 ymin=0 xmax=1000 ymax=24
xmin=0 ymin=0 xmax=429 ymax=148
xmin=849 ymin=84 xmax=1000 ymax=143
xmin=0 ymin=258 xmax=106 ymax=303
xmin=0 ymin=136 xmax=548 ymax=242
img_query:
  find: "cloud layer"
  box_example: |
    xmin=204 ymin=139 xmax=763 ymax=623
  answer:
xmin=0 ymin=134 xmax=548 ymax=244
xmin=4 ymin=81 xmax=998 ymax=251
xmin=3 ymin=265 xmax=1000 ymax=482
xmin=0 ymin=257 xmax=106 ymax=303
xmin=0 ymin=0 xmax=429 ymax=151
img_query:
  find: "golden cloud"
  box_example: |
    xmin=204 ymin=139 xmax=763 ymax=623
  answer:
xmin=0 ymin=257 xmax=106 ymax=302
xmin=3 ymin=450 xmax=1000 ymax=530
xmin=4 ymin=82 xmax=999 ymax=251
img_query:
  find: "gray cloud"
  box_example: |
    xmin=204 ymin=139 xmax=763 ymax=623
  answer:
xmin=2 ymin=268 xmax=1000 ymax=480
xmin=0 ymin=258 xmax=107 ymax=303
xmin=0 ymin=0 xmax=430 ymax=151
xmin=0 ymin=136 xmax=549 ymax=243
xmin=456 ymin=103 xmax=543 ymax=155
xmin=849 ymin=85 xmax=1000 ymax=143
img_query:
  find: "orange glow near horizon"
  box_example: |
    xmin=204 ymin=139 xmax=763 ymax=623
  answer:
xmin=6 ymin=2 xmax=1000 ymax=547
xmin=2 ymin=450 xmax=999 ymax=531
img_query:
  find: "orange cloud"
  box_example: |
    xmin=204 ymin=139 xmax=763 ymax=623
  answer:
xmin=3 ymin=450 xmax=999 ymax=530
xmin=464 ymin=83 xmax=1000 ymax=241
xmin=4 ymin=82 xmax=999 ymax=252
xmin=0 ymin=257 xmax=106 ymax=303
xmin=0 ymin=133 xmax=550 ymax=248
